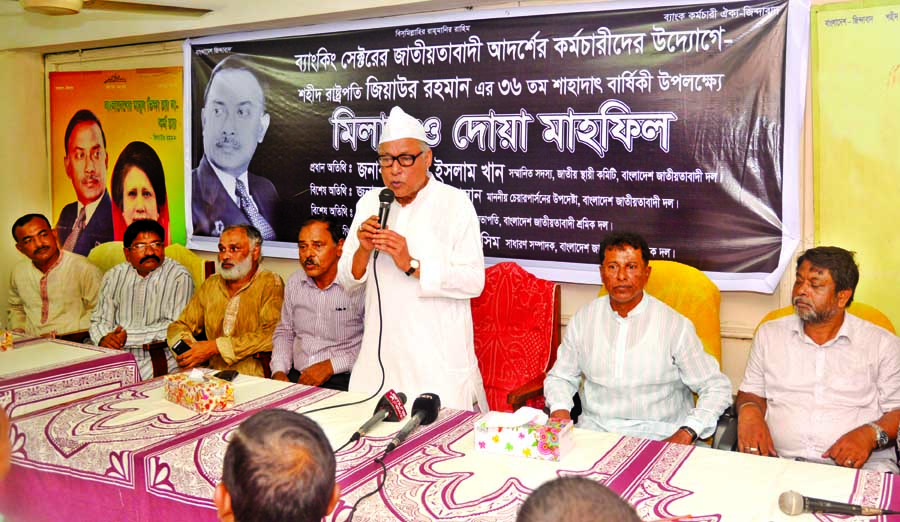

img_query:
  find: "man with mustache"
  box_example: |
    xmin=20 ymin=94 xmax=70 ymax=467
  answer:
xmin=191 ymin=54 xmax=280 ymax=240
xmin=544 ymin=232 xmax=731 ymax=444
xmin=271 ymin=217 xmax=364 ymax=390
xmin=56 ymin=109 xmax=115 ymax=256
xmin=90 ymin=219 xmax=193 ymax=380
xmin=168 ymin=224 xmax=284 ymax=376
xmin=338 ymin=106 xmax=488 ymax=411
xmin=737 ymin=246 xmax=900 ymax=471
xmin=9 ymin=213 xmax=101 ymax=336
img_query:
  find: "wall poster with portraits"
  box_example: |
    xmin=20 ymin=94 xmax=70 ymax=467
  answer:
xmin=49 ymin=67 xmax=185 ymax=255
xmin=186 ymin=0 xmax=809 ymax=291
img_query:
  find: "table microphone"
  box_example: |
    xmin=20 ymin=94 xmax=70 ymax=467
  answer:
xmin=373 ymin=188 xmax=395 ymax=260
xmin=779 ymin=490 xmax=900 ymax=516
xmin=384 ymin=393 xmax=441 ymax=454
xmin=349 ymin=390 xmax=407 ymax=442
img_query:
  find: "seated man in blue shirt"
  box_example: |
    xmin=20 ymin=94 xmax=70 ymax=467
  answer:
xmin=544 ymin=231 xmax=731 ymax=444
xmin=271 ymin=217 xmax=364 ymax=390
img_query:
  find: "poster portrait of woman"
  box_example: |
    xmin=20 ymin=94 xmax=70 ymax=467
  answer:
xmin=110 ymin=140 xmax=170 ymax=242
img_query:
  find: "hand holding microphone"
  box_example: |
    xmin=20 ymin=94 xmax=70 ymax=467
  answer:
xmin=384 ymin=393 xmax=441 ymax=455
xmin=349 ymin=390 xmax=407 ymax=442
xmin=373 ymin=188 xmax=395 ymax=260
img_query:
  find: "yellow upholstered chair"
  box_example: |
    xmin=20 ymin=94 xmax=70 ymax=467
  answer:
xmin=756 ymin=301 xmax=895 ymax=334
xmin=599 ymin=259 xmax=722 ymax=365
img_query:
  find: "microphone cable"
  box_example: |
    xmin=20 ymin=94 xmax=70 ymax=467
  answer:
xmin=345 ymin=456 xmax=388 ymax=522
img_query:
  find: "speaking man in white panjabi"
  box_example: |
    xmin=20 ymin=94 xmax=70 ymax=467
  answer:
xmin=337 ymin=106 xmax=487 ymax=411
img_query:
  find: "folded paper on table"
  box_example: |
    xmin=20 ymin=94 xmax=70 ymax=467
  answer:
xmin=474 ymin=408 xmax=574 ymax=462
xmin=163 ymin=369 xmax=234 ymax=412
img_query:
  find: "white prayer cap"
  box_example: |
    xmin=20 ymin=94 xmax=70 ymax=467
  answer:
xmin=379 ymin=106 xmax=427 ymax=145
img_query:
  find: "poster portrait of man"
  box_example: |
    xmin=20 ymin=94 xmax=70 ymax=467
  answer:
xmin=191 ymin=54 xmax=280 ymax=241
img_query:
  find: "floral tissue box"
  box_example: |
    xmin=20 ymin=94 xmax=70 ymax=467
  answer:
xmin=163 ymin=369 xmax=234 ymax=412
xmin=474 ymin=408 xmax=574 ymax=462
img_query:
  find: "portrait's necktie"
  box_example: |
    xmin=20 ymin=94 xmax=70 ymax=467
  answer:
xmin=235 ymin=179 xmax=276 ymax=240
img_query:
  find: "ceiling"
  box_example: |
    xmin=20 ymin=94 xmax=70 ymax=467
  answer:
xmin=0 ymin=0 xmax=495 ymax=53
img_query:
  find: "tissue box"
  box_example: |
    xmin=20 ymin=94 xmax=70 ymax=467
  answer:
xmin=474 ymin=412 xmax=574 ymax=462
xmin=163 ymin=371 xmax=234 ymax=412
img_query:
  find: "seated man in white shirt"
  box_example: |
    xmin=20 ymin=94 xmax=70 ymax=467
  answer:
xmin=737 ymin=246 xmax=900 ymax=472
xmin=9 ymin=213 xmax=101 ymax=336
xmin=90 ymin=219 xmax=193 ymax=379
xmin=544 ymin=232 xmax=731 ymax=444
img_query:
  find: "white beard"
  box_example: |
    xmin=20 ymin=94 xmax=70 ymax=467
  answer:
xmin=219 ymin=255 xmax=253 ymax=281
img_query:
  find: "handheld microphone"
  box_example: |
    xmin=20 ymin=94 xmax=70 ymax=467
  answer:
xmin=778 ymin=490 xmax=900 ymax=516
xmin=349 ymin=390 xmax=407 ymax=442
xmin=384 ymin=393 xmax=441 ymax=454
xmin=373 ymin=188 xmax=395 ymax=260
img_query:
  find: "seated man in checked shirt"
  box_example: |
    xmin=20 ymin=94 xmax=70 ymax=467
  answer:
xmin=544 ymin=231 xmax=732 ymax=445
xmin=271 ymin=217 xmax=364 ymax=390
xmin=90 ymin=219 xmax=193 ymax=379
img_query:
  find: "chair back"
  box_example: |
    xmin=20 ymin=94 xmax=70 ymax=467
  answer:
xmin=87 ymin=241 xmax=213 ymax=289
xmin=756 ymin=301 xmax=895 ymax=334
xmin=472 ymin=262 xmax=560 ymax=412
xmin=599 ymin=260 xmax=722 ymax=365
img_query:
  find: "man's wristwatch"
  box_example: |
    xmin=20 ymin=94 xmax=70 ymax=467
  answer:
xmin=869 ymin=422 xmax=890 ymax=449
xmin=679 ymin=425 xmax=699 ymax=443
xmin=405 ymin=258 xmax=420 ymax=276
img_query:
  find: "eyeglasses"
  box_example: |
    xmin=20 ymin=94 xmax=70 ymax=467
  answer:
xmin=377 ymin=152 xmax=423 ymax=168
xmin=130 ymin=241 xmax=164 ymax=251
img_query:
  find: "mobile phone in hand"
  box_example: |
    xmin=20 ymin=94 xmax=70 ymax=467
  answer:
xmin=171 ymin=339 xmax=190 ymax=355
xmin=213 ymin=370 xmax=239 ymax=382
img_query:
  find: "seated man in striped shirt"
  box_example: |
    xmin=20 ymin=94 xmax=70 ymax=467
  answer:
xmin=90 ymin=219 xmax=193 ymax=379
xmin=544 ymin=231 xmax=731 ymax=444
xmin=271 ymin=217 xmax=364 ymax=390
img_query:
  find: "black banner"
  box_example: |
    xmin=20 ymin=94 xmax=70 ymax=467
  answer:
xmin=187 ymin=0 xmax=803 ymax=289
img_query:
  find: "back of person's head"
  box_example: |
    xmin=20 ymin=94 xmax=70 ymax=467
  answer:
xmin=216 ymin=409 xmax=339 ymax=522
xmin=517 ymin=477 xmax=641 ymax=522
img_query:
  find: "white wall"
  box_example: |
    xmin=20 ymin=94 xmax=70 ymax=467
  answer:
xmin=0 ymin=50 xmax=49 ymax=330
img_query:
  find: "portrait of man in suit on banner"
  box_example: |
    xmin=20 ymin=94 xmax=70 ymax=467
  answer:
xmin=192 ymin=54 xmax=280 ymax=241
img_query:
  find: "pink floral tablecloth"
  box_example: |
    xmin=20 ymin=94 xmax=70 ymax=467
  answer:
xmin=0 ymin=338 xmax=139 ymax=419
xmin=3 ymin=382 xmax=897 ymax=522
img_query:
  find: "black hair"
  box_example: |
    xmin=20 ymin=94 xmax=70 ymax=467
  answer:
xmin=797 ymin=246 xmax=859 ymax=306
xmin=123 ymin=219 xmax=165 ymax=248
xmin=298 ymin=216 xmax=343 ymax=243
xmin=11 ymin=213 xmax=51 ymax=242
xmin=598 ymin=231 xmax=651 ymax=266
xmin=203 ymin=54 xmax=268 ymax=111
xmin=63 ymin=109 xmax=107 ymax=154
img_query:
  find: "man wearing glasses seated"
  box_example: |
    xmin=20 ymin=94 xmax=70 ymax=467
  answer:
xmin=737 ymin=247 xmax=900 ymax=472
xmin=168 ymin=224 xmax=284 ymax=377
xmin=337 ymin=106 xmax=487 ymax=411
xmin=90 ymin=219 xmax=193 ymax=379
